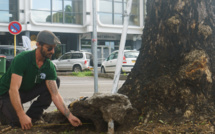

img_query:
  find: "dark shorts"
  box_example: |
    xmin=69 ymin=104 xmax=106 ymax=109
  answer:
xmin=0 ymin=77 xmax=60 ymax=126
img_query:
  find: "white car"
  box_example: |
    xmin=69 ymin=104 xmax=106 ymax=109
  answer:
xmin=101 ymin=50 xmax=139 ymax=73
xmin=52 ymin=51 xmax=93 ymax=72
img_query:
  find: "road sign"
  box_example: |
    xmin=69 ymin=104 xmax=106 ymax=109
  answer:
xmin=8 ymin=21 xmax=22 ymax=35
xmin=8 ymin=21 xmax=22 ymax=57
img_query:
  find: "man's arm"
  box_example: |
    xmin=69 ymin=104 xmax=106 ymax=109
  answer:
xmin=46 ymin=80 xmax=82 ymax=127
xmin=9 ymin=73 xmax=32 ymax=130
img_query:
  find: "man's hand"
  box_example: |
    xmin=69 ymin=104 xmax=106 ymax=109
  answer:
xmin=46 ymin=80 xmax=82 ymax=127
xmin=18 ymin=113 xmax=32 ymax=130
xmin=9 ymin=74 xmax=32 ymax=130
xmin=68 ymin=113 xmax=82 ymax=127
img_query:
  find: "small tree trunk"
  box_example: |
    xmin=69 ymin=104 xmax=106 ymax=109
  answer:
xmin=118 ymin=0 xmax=215 ymax=123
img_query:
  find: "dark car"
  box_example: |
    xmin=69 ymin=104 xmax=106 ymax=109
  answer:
xmin=0 ymin=45 xmax=27 ymax=70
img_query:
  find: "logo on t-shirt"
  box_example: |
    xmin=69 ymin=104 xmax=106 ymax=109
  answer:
xmin=40 ymin=73 xmax=46 ymax=79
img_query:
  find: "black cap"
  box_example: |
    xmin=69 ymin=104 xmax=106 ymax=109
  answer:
xmin=36 ymin=30 xmax=61 ymax=45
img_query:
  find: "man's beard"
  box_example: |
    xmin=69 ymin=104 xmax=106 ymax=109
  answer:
xmin=40 ymin=47 xmax=52 ymax=59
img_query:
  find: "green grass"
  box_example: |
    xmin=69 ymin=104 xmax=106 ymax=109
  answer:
xmin=59 ymin=130 xmax=75 ymax=134
xmin=70 ymin=71 xmax=93 ymax=77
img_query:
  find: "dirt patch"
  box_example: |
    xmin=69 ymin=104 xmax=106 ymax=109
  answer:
xmin=1 ymin=120 xmax=214 ymax=134
xmin=1 ymin=93 xmax=215 ymax=133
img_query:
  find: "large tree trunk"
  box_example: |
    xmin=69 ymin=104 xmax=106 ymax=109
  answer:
xmin=118 ymin=0 xmax=215 ymax=123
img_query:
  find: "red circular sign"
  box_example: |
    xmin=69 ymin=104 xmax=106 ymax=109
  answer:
xmin=8 ymin=21 xmax=22 ymax=35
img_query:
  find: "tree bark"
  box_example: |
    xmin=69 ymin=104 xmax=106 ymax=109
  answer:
xmin=118 ymin=0 xmax=215 ymax=123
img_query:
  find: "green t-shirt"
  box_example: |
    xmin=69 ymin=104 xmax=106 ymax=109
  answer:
xmin=0 ymin=49 xmax=57 ymax=95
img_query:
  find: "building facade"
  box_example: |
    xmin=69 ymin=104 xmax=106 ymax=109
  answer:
xmin=0 ymin=0 xmax=146 ymax=62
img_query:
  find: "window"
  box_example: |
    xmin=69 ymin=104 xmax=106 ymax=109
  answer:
xmin=71 ymin=53 xmax=83 ymax=59
xmin=113 ymin=52 xmax=118 ymax=59
xmin=124 ymin=51 xmax=139 ymax=58
xmin=86 ymin=54 xmax=92 ymax=59
xmin=61 ymin=53 xmax=71 ymax=60
xmin=31 ymin=0 xmax=83 ymax=24
xmin=108 ymin=53 xmax=115 ymax=60
xmin=99 ymin=0 xmax=140 ymax=26
xmin=0 ymin=0 xmax=18 ymax=23
xmin=130 ymin=0 xmax=140 ymax=26
xmin=143 ymin=0 xmax=147 ymax=26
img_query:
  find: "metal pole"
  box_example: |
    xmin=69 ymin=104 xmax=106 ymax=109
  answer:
xmin=14 ymin=35 xmax=16 ymax=57
xmin=112 ymin=0 xmax=133 ymax=94
xmin=108 ymin=119 xmax=114 ymax=134
xmin=92 ymin=0 xmax=98 ymax=93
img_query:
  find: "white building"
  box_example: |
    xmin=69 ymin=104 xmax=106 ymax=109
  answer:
xmin=0 ymin=0 xmax=146 ymax=62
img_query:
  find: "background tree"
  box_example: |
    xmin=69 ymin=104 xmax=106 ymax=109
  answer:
xmin=46 ymin=5 xmax=74 ymax=23
xmin=118 ymin=0 xmax=215 ymax=123
xmin=65 ymin=5 xmax=75 ymax=23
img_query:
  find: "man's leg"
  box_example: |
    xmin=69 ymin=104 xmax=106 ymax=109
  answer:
xmin=0 ymin=77 xmax=60 ymax=126
xmin=0 ymin=93 xmax=20 ymax=126
xmin=24 ymin=77 xmax=60 ymax=119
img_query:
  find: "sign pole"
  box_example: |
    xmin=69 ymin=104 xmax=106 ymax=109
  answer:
xmin=8 ymin=21 xmax=22 ymax=57
xmin=14 ymin=35 xmax=16 ymax=57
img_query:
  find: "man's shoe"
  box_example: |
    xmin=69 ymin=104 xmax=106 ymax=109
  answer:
xmin=32 ymin=117 xmax=47 ymax=125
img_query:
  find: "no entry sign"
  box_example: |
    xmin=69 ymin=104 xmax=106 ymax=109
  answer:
xmin=8 ymin=21 xmax=22 ymax=35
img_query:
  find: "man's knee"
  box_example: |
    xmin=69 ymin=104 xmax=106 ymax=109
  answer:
xmin=56 ymin=77 xmax=60 ymax=88
xmin=0 ymin=96 xmax=20 ymax=126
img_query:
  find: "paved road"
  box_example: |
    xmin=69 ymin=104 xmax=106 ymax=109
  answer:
xmin=23 ymin=76 xmax=125 ymax=112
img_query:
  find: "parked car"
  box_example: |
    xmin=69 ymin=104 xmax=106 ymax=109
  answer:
xmin=52 ymin=50 xmax=93 ymax=72
xmin=101 ymin=50 xmax=139 ymax=73
xmin=0 ymin=45 xmax=27 ymax=70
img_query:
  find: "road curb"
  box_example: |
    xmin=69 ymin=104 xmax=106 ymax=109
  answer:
xmin=56 ymin=72 xmax=127 ymax=80
xmin=98 ymin=73 xmax=127 ymax=80
xmin=57 ymin=72 xmax=73 ymax=76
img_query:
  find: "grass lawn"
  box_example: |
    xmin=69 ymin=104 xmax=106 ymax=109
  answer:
xmin=70 ymin=71 xmax=93 ymax=77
